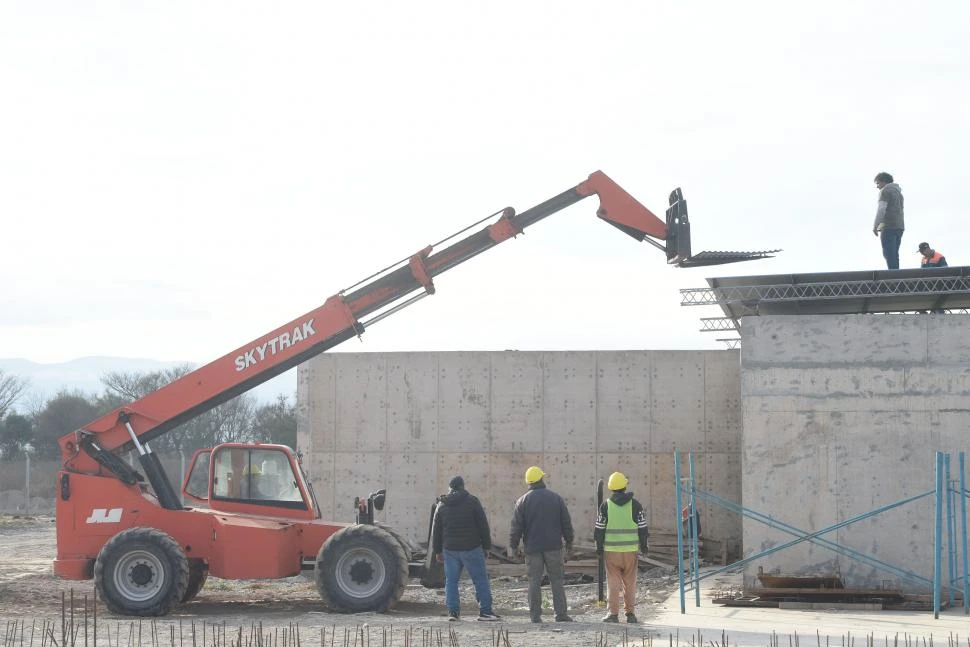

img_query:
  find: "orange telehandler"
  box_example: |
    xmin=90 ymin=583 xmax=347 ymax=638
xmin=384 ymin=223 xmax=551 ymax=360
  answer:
xmin=53 ymin=171 xmax=775 ymax=616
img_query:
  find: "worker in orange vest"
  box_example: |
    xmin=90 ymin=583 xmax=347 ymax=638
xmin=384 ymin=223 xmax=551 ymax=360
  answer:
xmin=918 ymin=242 xmax=948 ymax=267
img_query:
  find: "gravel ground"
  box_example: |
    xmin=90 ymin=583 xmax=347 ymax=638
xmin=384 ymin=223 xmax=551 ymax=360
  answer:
xmin=0 ymin=515 xmax=679 ymax=646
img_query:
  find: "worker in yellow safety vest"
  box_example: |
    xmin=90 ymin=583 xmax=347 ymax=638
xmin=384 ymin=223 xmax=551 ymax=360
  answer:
xmin=593 ymin=471 xmax=650 ymax=624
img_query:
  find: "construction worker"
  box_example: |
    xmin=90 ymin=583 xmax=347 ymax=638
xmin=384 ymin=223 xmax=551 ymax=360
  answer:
xmin=918 ymin=242 xmax=948 ymax=267
xmin=508 ymin=466 xmax=574 ymax=623
xmin=594 ymin=471 xmax=649 ymax=624
xmin=431 ymin=476 xmax=501 ymax=622
xmin=872 ymin=172 xmax=905 ymax=269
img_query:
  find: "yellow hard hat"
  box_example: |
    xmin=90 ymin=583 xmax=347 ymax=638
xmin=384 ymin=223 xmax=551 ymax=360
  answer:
xmin=525 ymin=466 xmax=545 ymax=484
xmin=607 ymin=471 xmax=628 ymax=491
xmin=243 ymin=464 xmax=263 ymax=476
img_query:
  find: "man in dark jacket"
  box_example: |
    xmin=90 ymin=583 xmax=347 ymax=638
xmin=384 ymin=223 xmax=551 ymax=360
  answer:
xmin=507 ymin=466 xmax=574 ymax=623
xmin=432 ymin=476 xmax=500 ymax=622
xmin=593 ymin=471 xmax=650 ymax=624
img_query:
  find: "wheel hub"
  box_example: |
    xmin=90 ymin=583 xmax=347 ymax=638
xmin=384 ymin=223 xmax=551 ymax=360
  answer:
xmin=129 ymin=562 xmax=155 ymax=587
xmin=349 ymin=558 xmax=375 ymax=585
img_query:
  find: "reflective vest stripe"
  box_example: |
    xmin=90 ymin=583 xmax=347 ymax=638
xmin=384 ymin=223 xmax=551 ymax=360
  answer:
xmin=605 ymin=499 xmax=639 ymax=553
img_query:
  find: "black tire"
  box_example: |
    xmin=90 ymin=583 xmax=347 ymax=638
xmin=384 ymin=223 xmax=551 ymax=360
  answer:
xmin=376 ymin=522 xmax=413 ymax=563
xmin=94 ymin=528 xmax=189 ymax=616
xmin=181 ymin=560 xmax=208 ymax=603
xmin=314 ymin=525 xmax=408 ymax=613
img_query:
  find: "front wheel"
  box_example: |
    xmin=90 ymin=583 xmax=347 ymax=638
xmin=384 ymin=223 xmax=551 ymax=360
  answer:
xmin=314 ymin=525 xmax=407 ymax=613
xmin=94 ymin=528 xmax=189 ymax=616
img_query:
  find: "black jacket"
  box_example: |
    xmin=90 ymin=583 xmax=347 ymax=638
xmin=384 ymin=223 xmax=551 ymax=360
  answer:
xmin=508 ymin=481 xmax=574 ymax=554
xmin=432 ymin=488 xmax=492 ymax=552
xmin=593 ymin=490 xmax=649 ymax=554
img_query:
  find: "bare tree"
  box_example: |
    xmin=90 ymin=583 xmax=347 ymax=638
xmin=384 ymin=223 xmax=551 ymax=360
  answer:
xmin=0 ymin=370 xmax=29 ymax=419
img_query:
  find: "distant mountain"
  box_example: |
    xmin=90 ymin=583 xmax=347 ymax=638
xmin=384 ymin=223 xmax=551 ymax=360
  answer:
xmin=0 ymin=356 xmax=295 ymax=408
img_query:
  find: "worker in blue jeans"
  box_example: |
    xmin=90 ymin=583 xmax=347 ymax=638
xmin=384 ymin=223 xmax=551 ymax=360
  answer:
xmin=432 ymin=476 xmax=501 ymax=621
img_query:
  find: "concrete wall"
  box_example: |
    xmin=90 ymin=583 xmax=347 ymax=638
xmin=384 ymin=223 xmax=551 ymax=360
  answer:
xmin=297 ymin=350 xmax=742 ymax=551
xmin=741 ymin=314 xmax=970 ymax=592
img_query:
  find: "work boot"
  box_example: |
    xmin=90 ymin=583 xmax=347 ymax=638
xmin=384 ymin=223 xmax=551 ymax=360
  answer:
xmin=555 ymin=615 xmax=573 ymax=622
xmin=448 ymin=611 xmax=460 ymax=622
xmin=626 ymin=612 xmax=638 ymax=624
xmin=601 ymin=613 xmax=619 ymax=623
xmin=477 ymin=611 xmax=501 ymax=622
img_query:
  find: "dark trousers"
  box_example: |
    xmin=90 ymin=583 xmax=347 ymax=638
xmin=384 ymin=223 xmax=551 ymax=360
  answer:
xmin=526 ymin=549 xmax=567 ymax=621
xmin=880 ymin=228 xmax=903 ymax=269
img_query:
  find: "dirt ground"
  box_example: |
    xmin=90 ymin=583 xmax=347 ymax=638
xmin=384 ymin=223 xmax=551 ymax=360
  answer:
xmin=0 ymin=515 xmax=680 ymax=646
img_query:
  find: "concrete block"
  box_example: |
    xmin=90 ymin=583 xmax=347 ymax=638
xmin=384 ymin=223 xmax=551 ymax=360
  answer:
xmin=335 ymin=355 xmax=387 ymax=452
xmin=651 ymin=352 xmax=705 ymax=453
xmin=595 ymin=351 xmax=651 ymax=454
xmin=742 ymin=315 xmax=928 ymax=367
xmin=437 ymin=353 xmax=491 ymax=453
xmin=542 ymin=352 xmax=597 ymax=454
xmin=387 ymin=353 xmax=439 ymax=453
xmin=490 ymin=352 xmax=543 ymax=452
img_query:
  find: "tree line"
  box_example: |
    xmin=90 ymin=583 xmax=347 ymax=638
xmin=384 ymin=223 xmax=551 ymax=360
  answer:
xmin=0 ymin=366 xmax=296 ymax=461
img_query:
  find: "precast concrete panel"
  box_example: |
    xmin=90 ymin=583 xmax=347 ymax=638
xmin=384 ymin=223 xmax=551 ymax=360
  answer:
xmin=651 ymin=352 xmax=705 ymax=453
xmin=489 ymin=452 xmax=543 ymax=544
xmin=649 ymin=453 xmax=684 ymax=531
xmin=542 ymin=453 xmax=597 ymax=541
xmin=333 ymin=452 xmax=386 ymax=524
xmin=387 ymin=353 xmax=439 ymax=453
xmin=490 ymin=352 xmax=543 ymax=453
xmin=437 ymin=353 xmax=491 ymax=453
xmin=700 ymin=452 xmax=741 ymax=542
xmin=437 ymin=453 xmax=492 ymax=498
xmin=595 ymin=352 xmax=651 ymax=454
xmin=305 ymin=452 xmax=336 ymax=521
xmin=335 ymin=355 xmax=387 ymax=452
xmin=542 ymin=352 xmax=596 ymax=454
xmin=384 ymin=452 xmax=438 ymax=540
xmin=300 ymin=361 xmax=337 ymax=454
xmin=703 ymin=352 xmax=741 ymax=453
xmin=299 ymin=350 xmax=743 ymax=550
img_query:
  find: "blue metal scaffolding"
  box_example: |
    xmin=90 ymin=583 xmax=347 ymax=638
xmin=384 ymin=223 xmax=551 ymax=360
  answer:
xmin=674 ymin=450 xmax=969 ymax=618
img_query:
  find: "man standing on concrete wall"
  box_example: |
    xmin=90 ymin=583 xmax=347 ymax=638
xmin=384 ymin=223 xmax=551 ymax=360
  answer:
xmin=593 ymin=471 xmax=650 ymax=624
xmin=872 ymin=172 xmax=905 ymax=269
xmin=508 ymin=466 xmax=575 ymax=623
xmin=432 ymin=476 xmax=501 ymax=622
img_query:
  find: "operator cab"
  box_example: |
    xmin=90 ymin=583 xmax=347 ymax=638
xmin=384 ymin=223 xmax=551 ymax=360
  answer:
xmin=182 ymin=443 xmax=317 ymax=519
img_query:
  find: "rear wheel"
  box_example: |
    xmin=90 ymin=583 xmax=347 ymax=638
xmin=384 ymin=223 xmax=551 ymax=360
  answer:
xmin=94 ymin=528 xmax=189 ymax=616
xmin=314 ymin=525 xmax=408 ymax=613
xmin=181 ymin=560 xmax=208 ymax=603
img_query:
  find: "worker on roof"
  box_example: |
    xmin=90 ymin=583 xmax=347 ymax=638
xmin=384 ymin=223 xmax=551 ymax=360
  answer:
xmin=594 ymin=472 xmax=650 ymax=624
xmin=918 ymin=242 xmax=948 ymax=268
xmin=508 ymin=466 xmax=574 ymax=623
xmin=872 ymin=172 xmax=905 ymax=270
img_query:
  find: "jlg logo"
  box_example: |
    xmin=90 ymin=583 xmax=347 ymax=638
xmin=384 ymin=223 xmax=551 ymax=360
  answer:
xmin=85 ymin=508 xmax=123 ymax=524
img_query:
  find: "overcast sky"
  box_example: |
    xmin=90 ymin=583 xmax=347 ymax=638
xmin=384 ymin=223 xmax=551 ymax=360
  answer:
xmin=2 ymin=1 xmax=968 ymax=367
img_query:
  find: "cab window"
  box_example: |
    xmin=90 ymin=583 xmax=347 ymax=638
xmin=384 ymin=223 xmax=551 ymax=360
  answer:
xmin=211 ymin=447 xmax=307 ymax=510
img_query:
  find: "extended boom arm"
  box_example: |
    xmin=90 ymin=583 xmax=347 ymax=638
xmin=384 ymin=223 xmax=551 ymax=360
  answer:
xmin=59 ymin=171 xmax=775 ymax=486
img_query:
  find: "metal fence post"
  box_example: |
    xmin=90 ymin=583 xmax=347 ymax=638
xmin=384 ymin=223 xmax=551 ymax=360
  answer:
xmin=25 ymin=451 xmax=30 ymax=516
